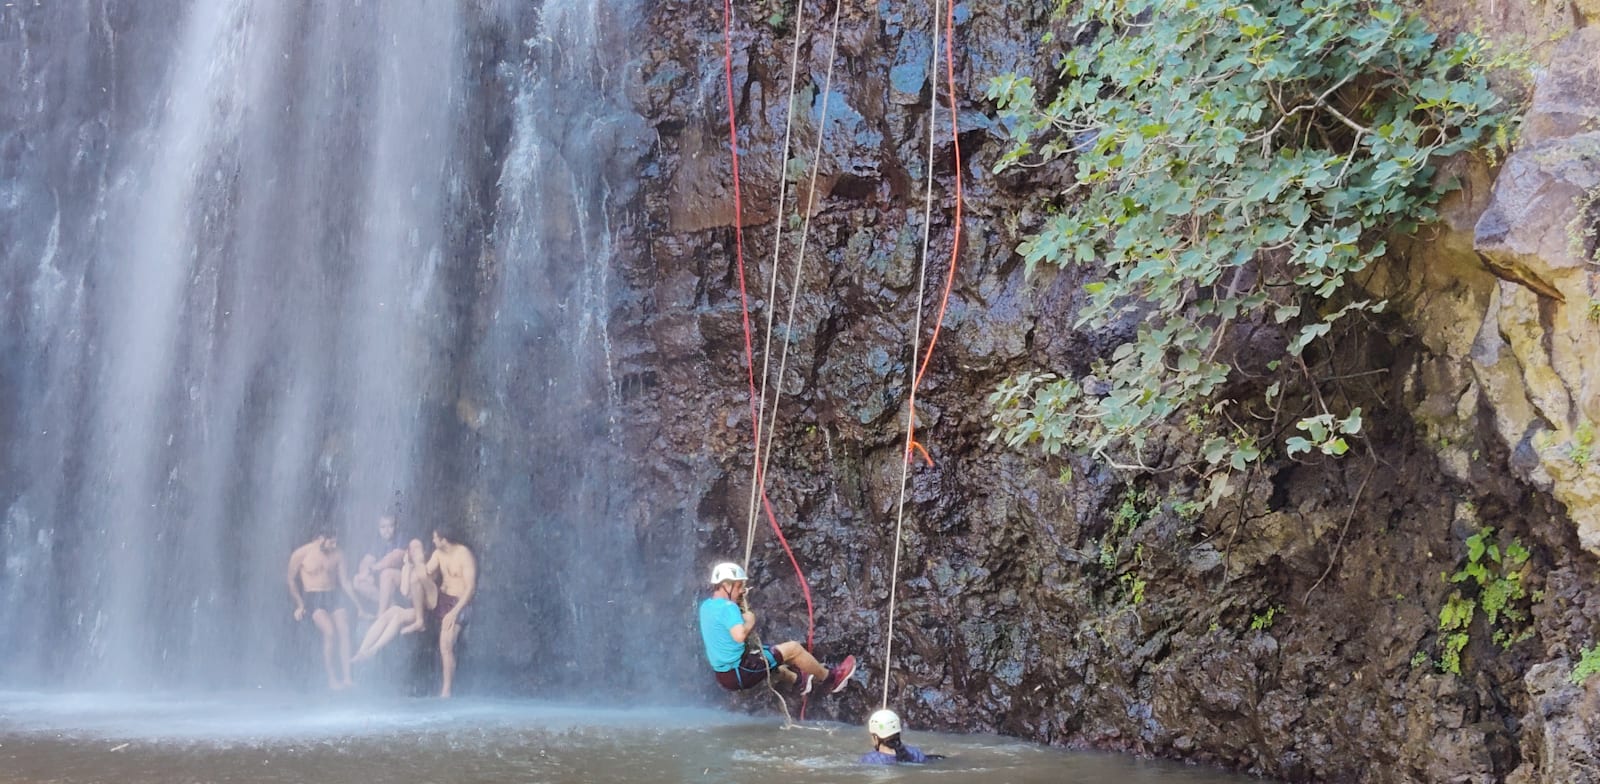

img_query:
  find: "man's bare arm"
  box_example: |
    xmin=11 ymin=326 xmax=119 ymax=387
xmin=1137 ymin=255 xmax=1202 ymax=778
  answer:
xmin=287 ymin=547 xmax=306 ymax=617
xmin=729 ymin=608 xmax=756 ymax=644
xmin=337 ymin=554 xmax=365 ymax=612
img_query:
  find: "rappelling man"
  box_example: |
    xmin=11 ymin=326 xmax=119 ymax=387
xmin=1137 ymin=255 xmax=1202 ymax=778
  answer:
xmin=698 ymin=562 xmax=855 ymax=696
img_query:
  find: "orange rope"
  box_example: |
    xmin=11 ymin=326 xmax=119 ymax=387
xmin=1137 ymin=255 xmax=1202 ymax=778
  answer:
xmin=904 ymin=0 xmax=964 ymax=466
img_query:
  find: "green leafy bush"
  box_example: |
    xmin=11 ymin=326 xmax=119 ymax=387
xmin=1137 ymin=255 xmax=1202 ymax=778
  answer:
xmin=986 ymin=0 xmax=1508 ymax=489
xmin=1571 ymin=645 xmax=1600 ymax=686
xmin=1433 ymin=526 xmax=1535 ymax=673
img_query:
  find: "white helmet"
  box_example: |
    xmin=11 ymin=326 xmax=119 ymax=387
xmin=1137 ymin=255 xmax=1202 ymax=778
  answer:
xmin=868 ymin=709 xmax=902 ymax=738
xmin=709 ymin=562 xmax=748 ymax=585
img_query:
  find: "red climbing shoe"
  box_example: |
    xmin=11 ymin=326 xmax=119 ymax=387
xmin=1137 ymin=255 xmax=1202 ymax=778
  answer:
xmin=824 ymin=655 xmax=856 ymax=694
xmin=793 ymin=671 xmax=815 ymax=697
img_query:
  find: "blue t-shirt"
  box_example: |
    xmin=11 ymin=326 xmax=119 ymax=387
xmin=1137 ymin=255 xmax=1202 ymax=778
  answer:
xmin=859 ymin=746 xmax=929 ymax=765
xmin=699 ymin=597 xmax=748 ymax=671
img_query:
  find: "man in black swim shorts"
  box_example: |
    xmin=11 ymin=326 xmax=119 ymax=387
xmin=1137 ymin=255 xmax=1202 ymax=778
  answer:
xmin=287 ymin=529 xmax=360 ymax=690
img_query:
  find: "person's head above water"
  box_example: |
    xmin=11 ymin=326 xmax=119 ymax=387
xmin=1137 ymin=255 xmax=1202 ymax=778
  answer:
xmin=313 ymin=527 xmax=338 ymax=552
xmin=868 ymin=709 xmax=902 ymax=745
xmin=865 ymin=709 xmax=936 ymax=764
xmin=377 ymin=513 xmax=397 ymax=543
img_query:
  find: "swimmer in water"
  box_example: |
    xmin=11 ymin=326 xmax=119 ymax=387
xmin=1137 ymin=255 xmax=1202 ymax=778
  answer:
xmin=859 ymin=710 xmax=943 ymax=765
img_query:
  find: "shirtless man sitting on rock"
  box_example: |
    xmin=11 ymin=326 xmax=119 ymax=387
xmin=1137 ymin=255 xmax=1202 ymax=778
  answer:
xmin=426 ymin=526 xmax=476 ymax=698
xmin=351 ymin=537 xmax=438 ymax=663
xmin=287 ymin=529 xmax=361 ymax=690
xmin=351 ymin=512 xmax=405 ymax=617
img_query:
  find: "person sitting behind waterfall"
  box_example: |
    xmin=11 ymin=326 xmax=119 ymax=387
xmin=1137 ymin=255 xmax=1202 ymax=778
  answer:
xmin=351 ymin=510 xmax=405 ymax=617
xmin=860 ymin=709 xmax=942 ymax=765
xmin=351 ymin=538 xmax=438 ymax=663
xmin=698 ymin=562 xmax=855 ymax=696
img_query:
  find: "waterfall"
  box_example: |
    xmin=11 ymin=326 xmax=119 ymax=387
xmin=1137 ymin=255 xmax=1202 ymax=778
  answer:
xmin=0 ymin=0 xmax=662 ymax=696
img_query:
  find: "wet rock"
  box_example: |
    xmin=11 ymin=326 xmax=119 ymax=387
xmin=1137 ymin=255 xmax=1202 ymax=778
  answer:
xmin=1468 ymin=27 xmax=1600 ymax=553
xmin=1507 ymin=661 xmax=1600 ymax=784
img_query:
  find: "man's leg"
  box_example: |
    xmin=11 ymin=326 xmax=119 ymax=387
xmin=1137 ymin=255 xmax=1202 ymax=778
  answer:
xmin=372 ymin=607 xmax=416 ymax=659
xmin=311 ymin=609 xmax=339 ymax=690
xmin=439 ymin=618 xmax=461 ymax=698
xmin=352 ymin=612 xmax=384 ymax=660
xmin=333 ymin=607 xmax=354 ymax=688
xmin=353 ymin=557 xmax=378 ymax=609
xmin=376 ymin=568 xmax=401 ymax=615
xmin=400 ymin=567 xmax=436 ymax=634
xmin=353 ymin=607 xmax=404 ymax=661
xmin=773 ymin=641 xmax=828 ymax=680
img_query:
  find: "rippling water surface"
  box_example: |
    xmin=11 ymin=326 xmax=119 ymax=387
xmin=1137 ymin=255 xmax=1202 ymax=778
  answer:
xmin=0 ymin=692 xmax=1264 ymax=783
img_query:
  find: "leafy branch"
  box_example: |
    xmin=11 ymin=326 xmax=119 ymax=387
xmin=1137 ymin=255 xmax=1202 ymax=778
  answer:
xmin=985 ymin=0 xmax=1509 ymax=498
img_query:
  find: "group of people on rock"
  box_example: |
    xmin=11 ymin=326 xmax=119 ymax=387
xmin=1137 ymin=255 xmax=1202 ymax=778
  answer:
xmin=697 ymin=561 xmax=941 ymax=766
xmin=286 ymin=511 xmax=476 ymax=697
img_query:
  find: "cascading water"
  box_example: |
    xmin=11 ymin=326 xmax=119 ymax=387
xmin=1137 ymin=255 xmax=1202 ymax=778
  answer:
xmin=0 ymin=0 xmax=672 ymax=696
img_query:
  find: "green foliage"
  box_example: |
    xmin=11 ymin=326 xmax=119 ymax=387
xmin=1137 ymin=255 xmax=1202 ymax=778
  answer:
xmin=1568 ymin=421 xmax=1595 ymax=469
xmin=1432 ymin=526 xmax=1535 ymax=673
xmin=1571 ymin=645 xmax=1600 ymax=686
xmin=985 ymin=0 xmax=1507 ymax=487
xmin=1173 ymin=498 xmax=1205 ymax=521
xmin=1435 ymin=593 xmax=1476 ymax=674
xmin=1120 ymin=571 xmax=1148 ymax=604
xmin=1099 ymin=486 xmax=1154 ymax=569
xmin=1250 ymin=605 xmax=1282 ymax=631
xmin=1286 ymin=408 xmax=1363 ymax=457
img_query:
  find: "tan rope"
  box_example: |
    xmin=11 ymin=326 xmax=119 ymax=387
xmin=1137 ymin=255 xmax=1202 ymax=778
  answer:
xmin=751 ymin=0 xmax=844 ymax=559
xmin=727 ymin=0 xmax=844 ymax=724
xmin=882 ymin=0 xmax=943 ymax=712
xmin=743 ymin=0 xmax=811 ymax=569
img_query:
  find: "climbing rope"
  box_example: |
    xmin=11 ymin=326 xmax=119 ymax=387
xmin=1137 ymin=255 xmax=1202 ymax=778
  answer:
xmin=743 ymin=0 xmax=810 ymax=557
xmin=722 ymin=0 xmax=810 ymax=618
xmin=881 ymin=0 xmax=964 ymax=711
xmin=722 ymin=0 xmax=820 ymax=642
xmin=722 ymin=0 xmax=843 ymax=723
xmin=752 ymin=1 xmax=844 ymax=721
xmin=748 ymin=0 xmax=845 ymax=638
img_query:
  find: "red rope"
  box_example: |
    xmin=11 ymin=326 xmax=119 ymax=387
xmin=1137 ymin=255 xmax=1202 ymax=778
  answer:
xmin=905 ymin=1 xmax=964 ymax=466
xmin=722 ymin=0 xmax=817 ymax=656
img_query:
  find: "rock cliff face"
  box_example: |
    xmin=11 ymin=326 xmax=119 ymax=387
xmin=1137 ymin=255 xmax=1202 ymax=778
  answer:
xmin=621 ymin=1 xmax=1600 ymax=781
xmin=1370 ymin=21 xmax=1600 ymax=782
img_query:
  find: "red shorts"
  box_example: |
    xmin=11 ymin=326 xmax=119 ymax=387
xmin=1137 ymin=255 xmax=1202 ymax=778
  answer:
xmin=433 ymin=592 xmax=470 ymax=627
